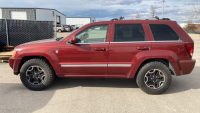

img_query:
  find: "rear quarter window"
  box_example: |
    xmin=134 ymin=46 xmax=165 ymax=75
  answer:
xmin=149 ymin=24 xmax=181 ymax=41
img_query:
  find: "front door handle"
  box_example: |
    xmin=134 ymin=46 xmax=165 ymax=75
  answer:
xmin=137 ymin=47 xmax=150 ymax=50
xmin=94 ymin=48 xmax=106 ymax=51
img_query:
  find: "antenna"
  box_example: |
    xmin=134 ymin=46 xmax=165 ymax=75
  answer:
xmin=162 ymin=0 xmax=166 ymax=18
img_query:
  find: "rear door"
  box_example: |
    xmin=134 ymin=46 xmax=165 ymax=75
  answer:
xmin=108 ymin=21 xmax=152 ymax=77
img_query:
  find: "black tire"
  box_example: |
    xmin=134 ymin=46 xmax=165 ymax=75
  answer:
xmin=136 ymin=61 xmax=172 ymax=94
xmin=58 ymin=29 xmax=62 ymax=33
xmin=20 ymin=58 xmax=55 ymax=91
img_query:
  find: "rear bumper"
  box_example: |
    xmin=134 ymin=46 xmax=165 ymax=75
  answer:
xmin=9 ymin=57 xmax=21 ymax=75
xmin=179 ymin=59 xmax=196 ymax=75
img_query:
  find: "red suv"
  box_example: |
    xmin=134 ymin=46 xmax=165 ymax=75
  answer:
xmin=9 ymin=19 xmax=195 ymax=94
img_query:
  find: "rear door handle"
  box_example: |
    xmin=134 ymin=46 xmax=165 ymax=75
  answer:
xmin=137 ymin=47 xmax=150 ymax=50
xmin=94 ymin=48 xmax=106 ymax=51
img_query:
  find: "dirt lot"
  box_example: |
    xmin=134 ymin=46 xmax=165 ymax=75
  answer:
xmin=0 ymin=33 xmax=200 ymax=113
xmin=56 ymin=32 xmax=72 ymax=38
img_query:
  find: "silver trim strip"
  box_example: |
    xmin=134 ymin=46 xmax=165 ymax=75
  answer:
xmin=75 ymin=42 xmax=109 ymax=44
xmin=108 ymin=64 xmax=132 ymax=67
xmin=110 ymin=40 xmax=182 ymax=43
xmin=61 ymin=64 xmax=132 ymax=67
xmin=61 ymin=64 xmax=107 ymax=67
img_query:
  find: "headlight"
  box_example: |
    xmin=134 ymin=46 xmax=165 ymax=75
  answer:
xmin=12 ymin=51 xmax=17 ymax=57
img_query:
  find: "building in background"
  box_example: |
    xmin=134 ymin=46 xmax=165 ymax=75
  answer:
xmin=179 ymin=23 xmax=200 ymax=28
xmin=66 ymin=17 xmax=96 ymax=27
xmin=0 ymin=7 xmax=66 ymax=24
xmin=179 ymin=23 xmax=187 ymax=28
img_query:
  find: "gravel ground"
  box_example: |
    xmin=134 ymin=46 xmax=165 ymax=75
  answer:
xmin=0 ymin=33 xmax=200 ymax=113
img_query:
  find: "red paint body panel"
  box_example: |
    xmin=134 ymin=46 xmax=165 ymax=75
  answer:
xmin=179 ymin=60 xmax=195 ymax=75
xmin=59 ymin=43 xmax=109 ymax=75
xmin=9 ymin=20 xmax=195 ymax=78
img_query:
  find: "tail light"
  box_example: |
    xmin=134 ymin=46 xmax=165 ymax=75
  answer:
xmin=185 ymin=43 xmax=194 ymax=59
xmin=62 ymin=27 xmax=64 ymax=29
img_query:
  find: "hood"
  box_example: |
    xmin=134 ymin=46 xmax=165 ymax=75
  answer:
xmin=14 ymin=38 xmax=62 ymax=50
xmin=18 ymin=38 xmax=58 ymax=47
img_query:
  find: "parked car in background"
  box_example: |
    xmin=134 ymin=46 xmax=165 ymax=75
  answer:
xmin=68 ymin=25 xmax=73 ymax=31
xmin=55 ymin=24 xmax=70 ymax=32
xmin=71 ymin=25 xmax=77 ymax=30
xmin=9 ymin=18 xmax=195 ymax=94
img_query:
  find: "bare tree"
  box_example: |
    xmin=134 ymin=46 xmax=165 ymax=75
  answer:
xmin=150 ymin=5 xmax=156 ymax=18
xmin=191 ymin=5 xmax=200 ymax=20
xmin=135 ymin=13 xmax=140 ymax=18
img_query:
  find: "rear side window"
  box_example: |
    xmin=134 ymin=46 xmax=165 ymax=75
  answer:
xmin=114 ymin=24 xmax=146 ymax=42
xmin=149 ymin=24 xmax=181 ymax=41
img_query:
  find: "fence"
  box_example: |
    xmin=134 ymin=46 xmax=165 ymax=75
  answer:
xmin=0 ymin=19 xmax=54 ymax=52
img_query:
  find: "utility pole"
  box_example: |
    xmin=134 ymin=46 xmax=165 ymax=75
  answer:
xmin=54 ymin=15 xmax=57 ymax=38
xmin=162 ymin=0 xmax=166 ymax=18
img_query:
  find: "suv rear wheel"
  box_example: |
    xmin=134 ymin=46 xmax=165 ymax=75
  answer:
xmin=136 ymin=61 xmax=172 ymax=94
xmin=20 ymin=58 xmax=55 ymax=90
xmin=58 ymin=29 xmax=62 ymax=33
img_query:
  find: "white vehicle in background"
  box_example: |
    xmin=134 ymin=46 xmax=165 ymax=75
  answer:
xmin=71 ymin=25 xmax=77 ymax=30
xmin=76 ymin=24 xmax=83 ymax=29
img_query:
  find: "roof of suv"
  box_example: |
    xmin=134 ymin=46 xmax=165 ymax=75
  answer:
xmin=94 ymin=19 xmax=176 ymax=24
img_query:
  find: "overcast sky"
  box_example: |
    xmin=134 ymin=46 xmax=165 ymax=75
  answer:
xmin=0 ymin=0 xmax=200 ymax=23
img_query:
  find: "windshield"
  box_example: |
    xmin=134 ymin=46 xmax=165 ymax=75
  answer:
xmin=60 ymin=23 xmax=90 ymax=41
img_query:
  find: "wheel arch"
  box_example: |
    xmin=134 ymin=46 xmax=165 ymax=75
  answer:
xmin=17 ymin=56 xmax=58 ymax=77
xmin=130 ymin=58 xmax=177 ymax=78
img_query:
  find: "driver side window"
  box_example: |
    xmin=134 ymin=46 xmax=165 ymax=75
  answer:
xmin=75 ymin=25 xmax=109 ymax=43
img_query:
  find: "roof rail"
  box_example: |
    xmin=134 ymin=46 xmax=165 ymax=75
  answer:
xmin=155 ymin=16 xmax=159 ymax=20
xmin=111 ymin=18 xmax=119 ymax=21
xmin=162 ymin=18 xmax=170 ymax=20
xmin=110 ymin=16 xmax=170 ymax=21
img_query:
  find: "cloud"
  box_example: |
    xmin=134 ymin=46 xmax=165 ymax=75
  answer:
xmin=64 ymin=9 xmax=135 ymax=18
xmin=0 ymin=0 xmax=198 ymax=23
xmin=82 ymin=0 xmax=142 ymax=6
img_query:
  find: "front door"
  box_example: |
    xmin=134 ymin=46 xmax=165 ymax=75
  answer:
xmin=59 ymin=24 xmax=111 ymax=76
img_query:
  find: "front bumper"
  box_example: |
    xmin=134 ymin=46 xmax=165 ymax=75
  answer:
xmin=179 ymin=59 xmax=196 ymax=75
xmin=9 ymin=57 xmax=21 ymax=75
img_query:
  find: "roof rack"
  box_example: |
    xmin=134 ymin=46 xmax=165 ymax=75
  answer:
xmin=111 ymin=18 xmax=119 ymax=21
xmin=110 ymin=16 xmax=170 ymax=21
xmin=111 ymin=16 xmax=124 ymax=21
xmin=155 ymin=16 xmax=159 ymax=20
xmin=162 ymin=18 xmax=170 ymax=20
xmin=154 ymin=16 xmax=170 ymax=20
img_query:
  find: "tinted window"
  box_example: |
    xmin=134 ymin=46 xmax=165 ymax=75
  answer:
xmin=149 ymin=24 xmax=180 ymax=41
xmin=114 ymin=24 xmax=146 ymax=42
xmin=76 ymin=25 xmax=109 ymax=43
xmin=56 ymin=25 xmax=61 ymax=27
xmin=63 ymin=25 xmax=69 ymax=28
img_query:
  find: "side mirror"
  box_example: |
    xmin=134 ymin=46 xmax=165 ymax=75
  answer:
xmin=68 ymin=36 xmax=76 ymax=44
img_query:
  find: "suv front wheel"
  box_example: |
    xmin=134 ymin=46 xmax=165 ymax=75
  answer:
xmin=136 ymin=61 xmax=172 ymax=94
xmin=20 ymin=58 xmax=55 ymax=90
